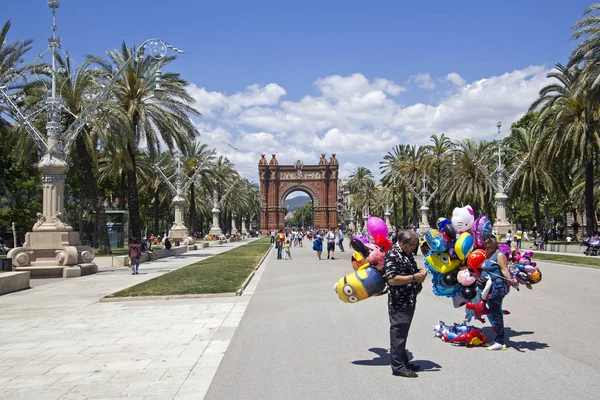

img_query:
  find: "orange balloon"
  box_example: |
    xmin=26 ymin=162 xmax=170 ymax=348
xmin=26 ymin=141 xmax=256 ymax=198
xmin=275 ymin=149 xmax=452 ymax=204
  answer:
xmin=529 ymin=269 xmax=542 ymax=284
xmin=467 ymin=249 xmax=487 ymax=272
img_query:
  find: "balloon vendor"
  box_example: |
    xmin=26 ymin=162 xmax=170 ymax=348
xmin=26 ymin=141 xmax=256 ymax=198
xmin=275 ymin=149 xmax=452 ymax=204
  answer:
xmin=482 ymin=235 xmax=517 ymax=351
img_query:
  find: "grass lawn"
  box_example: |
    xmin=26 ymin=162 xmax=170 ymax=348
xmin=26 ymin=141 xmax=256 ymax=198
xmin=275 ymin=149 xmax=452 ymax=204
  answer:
xmin=534 ymin=252 xmax=600 ymax=268
xmin=106 ymin=237 xmax=272 ymax=297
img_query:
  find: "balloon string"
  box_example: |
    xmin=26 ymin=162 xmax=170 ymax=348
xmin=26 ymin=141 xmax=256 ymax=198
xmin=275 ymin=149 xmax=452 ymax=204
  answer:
xmin=485 ymin=261 xmax=513 ymax=282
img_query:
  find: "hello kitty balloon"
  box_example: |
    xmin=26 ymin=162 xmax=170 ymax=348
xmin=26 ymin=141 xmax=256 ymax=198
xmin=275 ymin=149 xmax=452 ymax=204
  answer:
xmin=451 ymin=205 xmax=475 ymax=233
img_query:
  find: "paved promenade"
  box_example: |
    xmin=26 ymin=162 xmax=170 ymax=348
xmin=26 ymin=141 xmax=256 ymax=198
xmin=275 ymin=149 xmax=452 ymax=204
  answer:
xmin=0 ymin=240 xmax=262 ymax=400
xmin=1 ymin=239 xmax=599 ymax=399
xmin=206 ymin=242 xmax=600 ymax=400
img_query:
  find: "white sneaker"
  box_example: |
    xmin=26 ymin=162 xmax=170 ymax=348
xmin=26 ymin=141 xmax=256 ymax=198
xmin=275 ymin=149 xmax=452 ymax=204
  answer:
xmin=486 ymin=343 xmax=507 ymax=351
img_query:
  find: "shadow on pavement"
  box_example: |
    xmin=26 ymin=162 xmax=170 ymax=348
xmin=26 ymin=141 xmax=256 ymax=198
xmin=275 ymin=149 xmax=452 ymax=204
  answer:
xmin=352 ymin=348 xmax=389 ymax=366
xmin=352 ymin=348 xmax=442 ymax=372
xmin=482 ymin=327 xmax=549 ymax=352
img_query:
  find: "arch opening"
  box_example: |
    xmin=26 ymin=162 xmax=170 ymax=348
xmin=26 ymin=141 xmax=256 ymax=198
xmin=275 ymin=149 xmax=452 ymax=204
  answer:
xmin=283 ymin=190 xmax=314 ymax=229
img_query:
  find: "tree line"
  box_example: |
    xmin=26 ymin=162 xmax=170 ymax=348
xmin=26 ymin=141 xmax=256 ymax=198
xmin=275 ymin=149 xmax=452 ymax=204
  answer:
xmin=0 ymin=20 xmax=259 ymax=253
xmin=345 ymin=5 xmax=600 ymax=239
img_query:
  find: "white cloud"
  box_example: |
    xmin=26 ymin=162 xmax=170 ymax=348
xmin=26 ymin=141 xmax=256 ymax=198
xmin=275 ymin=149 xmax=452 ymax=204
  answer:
xmin=410 ymin=72 xmax=436 ymax=90
xmin=187 ymin=83 xmax=286 ymax=117
xmin=187 ymin=67 xmax=550 ymax=183
xmin=446 ymin=72 xmax=466 ymax=86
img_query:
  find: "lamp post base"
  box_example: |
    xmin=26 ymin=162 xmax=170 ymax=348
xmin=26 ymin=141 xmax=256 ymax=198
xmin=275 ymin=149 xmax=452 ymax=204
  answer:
xmin=7 ymin=230 xmax=97 ymax=278
xmin=493 ymin=220 xmax=511 ymax=237
xmin=168 ymin=226 xmax=195 ymax=247
xmin=209 ymin=227 xmax=222 ymax=236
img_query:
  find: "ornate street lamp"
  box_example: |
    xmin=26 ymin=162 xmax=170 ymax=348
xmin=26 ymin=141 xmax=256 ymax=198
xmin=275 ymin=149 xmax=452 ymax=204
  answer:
xmin=0 ymin=1 xmax=184 ymax=277
xmin=470 ymin=121 xmax=530 ymax=235
xmin=396 ymin=171 xmax=437 ymax=231
xmin=155 ymin=148 xmax=221 ymax=247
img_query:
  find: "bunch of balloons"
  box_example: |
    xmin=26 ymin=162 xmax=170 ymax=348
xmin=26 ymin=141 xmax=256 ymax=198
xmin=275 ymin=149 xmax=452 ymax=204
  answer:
xmin=423 ymin=205 xmax=492 ymax=303
xmin=433 ymin=320 xmax=487 ymax=346
xmin=335 ymin=216 xmax=393 ymax=303
xmin=510 ymin=250 xmax=542 ymax=290
xmin=424 ymin=205 xmax=518 ymax=325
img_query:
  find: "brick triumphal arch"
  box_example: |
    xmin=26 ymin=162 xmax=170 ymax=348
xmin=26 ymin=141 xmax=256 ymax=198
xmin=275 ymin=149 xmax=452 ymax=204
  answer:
xmin=258 ymin=153 xmax=339 ymax=233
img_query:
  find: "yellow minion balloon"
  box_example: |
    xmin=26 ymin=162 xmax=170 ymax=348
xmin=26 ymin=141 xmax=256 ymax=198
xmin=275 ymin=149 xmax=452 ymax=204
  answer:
xmin=335 ymin=264 xmax=386 ymax=303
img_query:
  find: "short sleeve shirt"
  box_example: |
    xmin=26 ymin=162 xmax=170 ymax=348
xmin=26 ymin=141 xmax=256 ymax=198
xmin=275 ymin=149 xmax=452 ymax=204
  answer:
xmin=383 ymin=243 xmax=422 ymax=309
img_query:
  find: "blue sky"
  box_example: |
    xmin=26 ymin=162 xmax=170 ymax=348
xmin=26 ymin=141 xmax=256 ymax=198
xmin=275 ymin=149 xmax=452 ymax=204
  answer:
xmin=3 ymin=0 xmax=593 ymax=187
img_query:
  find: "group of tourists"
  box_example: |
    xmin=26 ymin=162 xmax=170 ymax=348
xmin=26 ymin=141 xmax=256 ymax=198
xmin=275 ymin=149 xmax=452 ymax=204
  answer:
xmin=270 ymin=229 xmax=306 ymax=260
xmin=269 ymin=227 xmax=347 ymax=261
xmin=311 ymin=228 xmax=345 ymax=260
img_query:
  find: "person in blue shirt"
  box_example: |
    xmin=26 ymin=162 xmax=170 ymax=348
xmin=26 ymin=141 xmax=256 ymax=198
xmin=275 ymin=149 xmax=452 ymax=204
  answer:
xmin=336 ymin=228 xmax=345 ymax=252
xmin=482 ymin=236 xmax=517 ymax=351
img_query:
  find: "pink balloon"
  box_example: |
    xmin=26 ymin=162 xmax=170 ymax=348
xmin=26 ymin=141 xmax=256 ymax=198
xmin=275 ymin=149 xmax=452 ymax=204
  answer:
xmin=367 ymin=215 xmax=388 ymax=237
xmin=365 ymin=243 xmax=385 ymax=269
xmin=457 ymin=269 xmax=476 ymax=286
xmin=523 ymin=265 xmax=536 ymax=273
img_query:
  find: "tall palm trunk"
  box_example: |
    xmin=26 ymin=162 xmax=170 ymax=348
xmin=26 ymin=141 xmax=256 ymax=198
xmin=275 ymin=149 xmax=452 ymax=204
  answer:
xmin=585 ymin=158 xmax=596 ymax=237
xmin=412 ymin=195 xmax=418 ymax=226
xmin=120 ymin=170 xmax=127 ymax=208
xmin=126 ymin=143 xmax=142 ymax=241
xmin=153 ymin=189 xmax=160 ymax=236
xmin=74 ymin=135 xmax=111 ymax=254
xmin=189 ymin=181 xmax=196 ymax=235
xmin=532 ymin=183 xmax=541 ymax=232
xmin=401 ymin=190 xmax=407 ymax=228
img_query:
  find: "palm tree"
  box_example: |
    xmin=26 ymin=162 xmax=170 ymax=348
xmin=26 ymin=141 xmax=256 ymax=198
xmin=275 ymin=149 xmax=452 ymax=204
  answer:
xmin=380 ymin=145 xmax=409 ymax=227
xmin=530 ymin=63 xmax=600 ymax=236
xmin=137 ymin=151 xmax=172 ymax=237
xmin=440 ymin=138 xmax=494 ymax=215
xmin=505 ymin=123 xmax=557 ymax=231
xmin=0 ymin=20 xmax=33 ymax=131
xmin=182 ymin=141 xmax=215 ymax=236
xmin=423 ymin=133 xmax=453 ymax=219
xmin=91 ymin=42 xmax=200 ymax=241
xmin=211 ymin=156 xmax=239 ymax=233
xmin=48 ymin=54 xmax=117 ymax=253
xmin=348 ymin=166 xmax=375 ymax=220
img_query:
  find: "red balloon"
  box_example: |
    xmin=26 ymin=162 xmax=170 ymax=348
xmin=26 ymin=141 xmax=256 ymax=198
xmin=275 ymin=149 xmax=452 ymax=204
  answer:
xmin=374 ymin=234 xmax=393 ymax=253
xmin=467 ymin=249 xmax=487 ymax=272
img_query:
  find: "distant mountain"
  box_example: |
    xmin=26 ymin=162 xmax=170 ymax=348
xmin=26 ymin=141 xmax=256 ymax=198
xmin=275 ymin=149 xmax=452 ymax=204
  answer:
xmin=284 ymin=195 xmax=311 ymax=212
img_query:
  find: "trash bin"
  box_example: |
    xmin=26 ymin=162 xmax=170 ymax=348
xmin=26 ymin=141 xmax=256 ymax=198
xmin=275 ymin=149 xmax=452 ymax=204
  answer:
xmin=0 ymin=257 xmax=13 ymax=272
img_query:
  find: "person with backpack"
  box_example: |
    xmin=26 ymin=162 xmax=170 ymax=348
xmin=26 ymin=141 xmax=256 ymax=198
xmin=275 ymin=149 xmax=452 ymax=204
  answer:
xmin=313 ymin=230 xmax=324 ymax=260
xmin=276 ymin=229 xmax=285 ymax=260
xmin=128 ymin=237 xmax=142 ymax=275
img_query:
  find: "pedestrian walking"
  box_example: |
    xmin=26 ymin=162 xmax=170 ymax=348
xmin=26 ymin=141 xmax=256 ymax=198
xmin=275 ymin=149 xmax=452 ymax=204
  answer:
xmin=313 ymin=230 xmax=323 ymax=260
xmin=505 ymin=230 xmax=512 ymax=247
xmin=515 ymin=229 xmax=522 ymax=249
xmin=276 ymin=229 xmax=285 ymax=260
xmin=383 ymin=230 xmax=427 ymax=377
xmin=337 ymin=228 xmax=345 ymax=252
xmin=326 ymin=228 xmax=336 ymax=259
xmin=128 ymin=237 xmax=142 ymax=275
xmin=283 ymin=240 xmax=292 ymax=260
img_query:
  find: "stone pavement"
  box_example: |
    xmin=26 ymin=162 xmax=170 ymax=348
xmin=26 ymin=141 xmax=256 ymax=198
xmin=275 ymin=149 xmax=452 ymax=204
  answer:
xmin=0 ymin=239 xmax=268 ymax=400
xmin=206 ymin=242 xmax=600 ymax=400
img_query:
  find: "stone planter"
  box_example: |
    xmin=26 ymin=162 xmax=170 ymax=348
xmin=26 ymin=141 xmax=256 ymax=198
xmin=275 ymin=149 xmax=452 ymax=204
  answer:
xmin=0 ymin=271 xmax=30 ymax=295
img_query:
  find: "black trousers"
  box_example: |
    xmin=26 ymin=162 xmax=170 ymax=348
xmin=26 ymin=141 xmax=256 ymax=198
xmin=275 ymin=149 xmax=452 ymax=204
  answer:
xmin=389 ymin=304 xmax=415 ymax=373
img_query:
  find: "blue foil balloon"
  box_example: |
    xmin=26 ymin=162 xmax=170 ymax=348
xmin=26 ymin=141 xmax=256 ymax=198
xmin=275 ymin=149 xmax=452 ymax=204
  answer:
xmin=425 ymin=229 xmax=448 ymax=253
xmin=432 ymin=272 xmax=462 ymax=298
